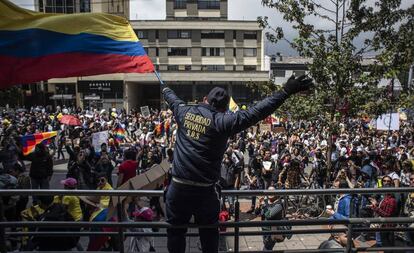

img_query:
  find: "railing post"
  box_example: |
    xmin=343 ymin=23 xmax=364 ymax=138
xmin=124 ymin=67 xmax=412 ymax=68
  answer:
xmin=0 ymin=199 xmax=6 ymax=253
xmin=117 ymin=196 xmax=125 ymax=253
xmin=346 ymin=222 xmax=353 ymax=253
xmin=234 ymin=196 xmax=240 ymax=253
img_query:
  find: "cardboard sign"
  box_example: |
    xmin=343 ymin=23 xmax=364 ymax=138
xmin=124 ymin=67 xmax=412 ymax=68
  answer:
xmin=92 ymin=131 xmax=108 ymax=152
xmin=375 ymin=113 xmax=400 ymax=131
xmin=273 ymin=126 xmax=285 ymax=133
xmin=259 ymin=123 xmax=272 ymax=133
xmin=112 ymin=160 xmax=169 ymax=207
xmin=140 ymin=106 xmax=150 ymax=118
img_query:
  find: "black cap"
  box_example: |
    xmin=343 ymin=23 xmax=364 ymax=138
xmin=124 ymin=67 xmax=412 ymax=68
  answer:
xmin=207 ymin=87 xmax=229 ymax=110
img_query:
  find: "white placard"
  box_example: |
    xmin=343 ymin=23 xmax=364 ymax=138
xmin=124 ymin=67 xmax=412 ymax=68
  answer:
xmin=140 ymin=106 xmax=150 ymax=118
xmin=375 ymin=113 xmax=400 ymax=131
xmin=92 ymin=131 xmax=109 ymax=152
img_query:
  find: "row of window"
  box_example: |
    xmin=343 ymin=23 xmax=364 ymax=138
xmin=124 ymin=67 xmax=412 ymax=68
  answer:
xmin=39 ymin=0 xmax=90 ymax=13
xmin=145 ymin=47 xmax=257 ymax=57
xmin=174 ymin=0 xmax=220 ymax=10
xmin=135 ymin=30 xmax=257 ymax=40
xmin=164 ymin=65 xmax=257 ymax=71
xmin=273 ymin=70 xmax=307 ymax=77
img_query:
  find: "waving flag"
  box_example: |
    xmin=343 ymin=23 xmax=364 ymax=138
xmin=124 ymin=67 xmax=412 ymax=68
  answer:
xmin=21 ymin=131 xmax=58 ymax=155
xmin=114 ymin=127 xmax=126 ymax=142
xmin=229 ymin=97 xmax=239 ymax=112
xmin=0 ymin=0 xmax=154 ymax=87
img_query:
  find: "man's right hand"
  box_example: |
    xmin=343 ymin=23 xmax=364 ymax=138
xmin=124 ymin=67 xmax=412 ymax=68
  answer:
xmin=283 ymin=75 xmax=314 ymax=96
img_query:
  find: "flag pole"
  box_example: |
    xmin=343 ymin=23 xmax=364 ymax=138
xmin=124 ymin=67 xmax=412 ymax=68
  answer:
xmin=154 ymin=71 xmax=165 ymax=110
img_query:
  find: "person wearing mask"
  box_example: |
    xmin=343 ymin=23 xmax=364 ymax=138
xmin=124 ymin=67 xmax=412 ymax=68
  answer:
xmin=162 ymin=75 xmax=313 ymax=253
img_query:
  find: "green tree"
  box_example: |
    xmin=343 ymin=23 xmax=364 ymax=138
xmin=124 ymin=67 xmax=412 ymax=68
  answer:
xmin=257 ymin=0 xmax=413 ymax=170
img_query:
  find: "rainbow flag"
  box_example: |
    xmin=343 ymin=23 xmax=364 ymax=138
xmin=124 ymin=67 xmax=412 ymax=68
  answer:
xmin=21 ymin=131 xmax=58 ymax=156
xmin=114 ymin=127 xmax=126 ymax=141
xmin=0 ymin=0 xmax=154 ymax=87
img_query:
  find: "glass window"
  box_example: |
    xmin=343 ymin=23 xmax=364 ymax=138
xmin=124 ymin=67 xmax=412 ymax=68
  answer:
xmin=168 ymin=48 xmax=190 ymax=56
xmin=273 ymin=70 xmax=286 ymax=77
xmin=156 ymin=48 xmax=159 ymax=57
xmin=243 ymin=65 xmax=256 ymax=71
xmin=167 ymin=65 xmax=179 ymax=71
xmin=202 ymin=48 xmax=224 ymax=56
xmin=201 ymin=30 xmax=225 ymax=39
xmin=244 ymin=31 xmax=257 ymax=40
xmin=80 ymin=0 xmax=90 ymax=12
xmin=135 ymin=30 xmax=148 ymax=39
xmin=174 ymin=0 xmax=186 ymax=9
xmin=198 ymin=0 xmax=220 ymax=9
xmin=185 ymin=65 xmax=191 ymax=71
xmin=243 ymin=48 xmax=257 ymax=57
xmin=293 ymin=70 xmax=306 ymax=76
xmin=201 ymin=65 xmax=225 ymax=71
xmin=168 ymin=30 xmax=191 ymax=39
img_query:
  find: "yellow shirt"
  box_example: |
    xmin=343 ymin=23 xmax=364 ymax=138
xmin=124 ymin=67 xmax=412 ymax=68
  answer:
xmin=97 ymin=183 xmax=113 ymax=208
xmin=54 ymin=195 xmax=83 ymax=221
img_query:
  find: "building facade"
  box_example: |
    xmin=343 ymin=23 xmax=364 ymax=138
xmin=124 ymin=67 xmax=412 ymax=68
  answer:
xmin=43 ymin=0 xmax=269 ymax=110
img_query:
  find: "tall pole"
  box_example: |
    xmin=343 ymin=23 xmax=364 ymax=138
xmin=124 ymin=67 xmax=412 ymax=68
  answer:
xmin=408 ymin=64 xmax=413 ymax=94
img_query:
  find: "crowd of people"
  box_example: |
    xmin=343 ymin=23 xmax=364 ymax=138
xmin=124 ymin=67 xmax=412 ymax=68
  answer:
xmin=0 ymin=104 xmax=413 ymax=251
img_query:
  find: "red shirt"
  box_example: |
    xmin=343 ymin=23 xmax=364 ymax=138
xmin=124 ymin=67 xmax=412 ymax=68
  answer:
xmin=118 ymin=160 xmax=137 ymax=185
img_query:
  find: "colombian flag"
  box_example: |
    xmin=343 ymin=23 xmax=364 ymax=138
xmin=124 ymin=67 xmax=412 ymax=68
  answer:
xmin=114 ymin=127 xmax=126 ymax=141
xmin=0 ymin=0 xmax=154 ymax=87
xmin=21 ymin=131 xmax=58 ymax=156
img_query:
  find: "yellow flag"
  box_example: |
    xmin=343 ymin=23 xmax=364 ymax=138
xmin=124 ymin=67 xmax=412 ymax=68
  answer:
xmin=229 ymin=96 xmax=239 ymax=112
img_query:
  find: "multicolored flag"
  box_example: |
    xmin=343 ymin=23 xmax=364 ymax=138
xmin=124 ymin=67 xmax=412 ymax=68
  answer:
xmin=21 ymin=131 xmax=58 ymax=156
xmin=0 ymin=0 xmax=154 ymax=87
xmin=114 ymin=127 xmax=126 ymax=142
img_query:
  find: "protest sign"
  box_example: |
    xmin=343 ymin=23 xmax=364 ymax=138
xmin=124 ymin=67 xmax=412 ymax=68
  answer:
xmin=273 ymin=126 xmax=285 ymax=133
xmin=140 ymin=106 xmax=150 ymax=118
xmin=92 ymin=131 xmax=108 ymax=152
xmin=374 ymin=113 xmax=400 ymax=131
xmin=259 ymin=123 xmax=272 ymax=133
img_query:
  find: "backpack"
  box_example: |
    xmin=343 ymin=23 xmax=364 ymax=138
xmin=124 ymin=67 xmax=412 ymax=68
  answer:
xmin=33 ymin=203 xmax=79 ymax=251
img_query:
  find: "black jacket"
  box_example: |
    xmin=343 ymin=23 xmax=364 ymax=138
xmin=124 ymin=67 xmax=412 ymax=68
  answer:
xmin=163 ymin=87 xmax=288 ymax=184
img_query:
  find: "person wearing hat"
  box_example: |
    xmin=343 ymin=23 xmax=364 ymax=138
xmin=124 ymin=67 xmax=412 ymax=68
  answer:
xmin=53 ymin=177 xmax=83 ymax=221
xmin=161 ymin=75 xmax=313 ymax=253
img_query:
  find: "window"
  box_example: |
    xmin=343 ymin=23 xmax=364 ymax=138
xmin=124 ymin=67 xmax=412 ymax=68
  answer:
xmin=174 ymin=0 xmax=186 ymax=9
xmin=167 ymin=30 xmax=191 ymax=39
xmin=185 ymin=65 xmax=191 ymax=71
xmin=80 ymin=0 xmax=90 ymax=12
xmin=202 ymin=48 xmax=224 ymax=56
xmin=135 ymin=30 xmax=148 ymax=39
xmin=44 ymin=0 xmax=75 ymax=13
xmin=167 ymin=65 xmax=179 ymax=71
xmin=201 ymin=65 xmax=225 ymax=71
xmin=244 ymin=31 xmax=257 ymax=40
xmin=244 ymin=65 xmax=256 ymax=71
xmin=168 ymin=48 xmax=190 ymax=56
xmin=233 ymin=30 xmax=237 ymax=40
xmin=233 ymin=48 xmax=237 ymax=57
xmin=273 ymin=70 xmax=286 ymax=77
xmin=243 ymin=48 xmax=257 ymax=57
xmin=201 ymin=30 xmax=225 ymax=39
xmin=156 ymin=48 xmax=159 ymax=57
xmin=198 ymin=0 xmax=220 ymax=9
xmin=293 ymin=70 xmax=306 ymax=76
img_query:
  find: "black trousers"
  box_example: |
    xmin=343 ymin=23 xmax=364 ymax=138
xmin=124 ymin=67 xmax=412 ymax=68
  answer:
xmin=166 ymin=181 xmax=220 ymax=253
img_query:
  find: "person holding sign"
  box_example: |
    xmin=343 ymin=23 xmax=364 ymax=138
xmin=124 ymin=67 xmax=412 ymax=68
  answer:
xmin=160 ymin=75 xmax=313 ymax=253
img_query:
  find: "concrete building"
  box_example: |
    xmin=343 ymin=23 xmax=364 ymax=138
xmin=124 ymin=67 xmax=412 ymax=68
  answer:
xmin=44 ymin=0 xmax=269 ymax=110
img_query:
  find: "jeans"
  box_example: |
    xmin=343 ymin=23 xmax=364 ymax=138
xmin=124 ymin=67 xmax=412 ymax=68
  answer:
xmin=31 ymin=177 xmax=50 ymax=204
xmin=166 ymin=181 xmax=220 ymax=253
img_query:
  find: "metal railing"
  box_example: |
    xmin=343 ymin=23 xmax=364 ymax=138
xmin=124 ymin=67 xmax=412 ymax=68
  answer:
xmin=1 ymin=188 xmax=414 ymax=253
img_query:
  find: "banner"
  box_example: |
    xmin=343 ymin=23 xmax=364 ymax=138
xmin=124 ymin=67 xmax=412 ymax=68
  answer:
xmin=374 ymin=113 xmax=400 ymax=131
xmin=92 ymin=131 xmax=109 ymax=152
